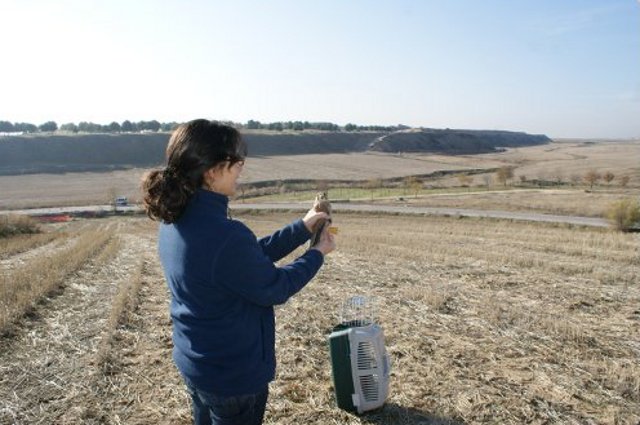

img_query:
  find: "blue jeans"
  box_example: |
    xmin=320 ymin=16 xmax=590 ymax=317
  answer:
xmin=184 ymin=379 xmax=269 ymax=425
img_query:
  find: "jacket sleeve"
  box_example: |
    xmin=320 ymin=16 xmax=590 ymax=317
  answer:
xmin=215 ymin=222 xmax=324 ymax=307
xmin=257 ymin=219 xmax=312 ymax=263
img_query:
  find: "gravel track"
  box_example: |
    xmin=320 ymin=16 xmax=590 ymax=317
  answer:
xmin=3 ymin=202 xmax=609 ymax=228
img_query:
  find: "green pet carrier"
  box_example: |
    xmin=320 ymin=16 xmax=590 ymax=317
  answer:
xmin=328 ymin=296 xmax=391 ymax=414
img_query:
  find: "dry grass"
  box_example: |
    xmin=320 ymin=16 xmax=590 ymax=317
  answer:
xmin=248 ymin=213 xmax=640 ymax=424
xmin=95 ymin=258 xmax=145 ymax=369
xmin=389 ymin=188 xmax=640 ymax=218
xmin=0 ymin=231 xmax=61 ymax=259
xmin=0 ymin=225 xmax=114 ymax=333
xmin=0 ymin=168 xmax=147 ymax=210
xmin=480 ymin=140 xmax=640 ymax=187
xmin=0 ymin=214 xmax=41 ymax=237
xmin=0 ymin=217 xmax=160 ymax=425
xmin=0 ymin=214 xmax=638 ymax=424
xmin=243 ymin=186 xmax=640 ymax=219
xmin=239 ymin=152 xmax=476 ymax=183
xmin=606 ymin=198 xmax=640 ymax=231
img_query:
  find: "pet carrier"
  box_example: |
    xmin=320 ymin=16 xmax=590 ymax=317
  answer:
xmin=328 ymin=296 xmax=391 ymax=414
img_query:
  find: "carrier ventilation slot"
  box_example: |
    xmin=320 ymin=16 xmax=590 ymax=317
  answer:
xmin=359 ymin=374 xmax=380 ymax=402
xmin=357 ymin=341 xmax=377 ymax=370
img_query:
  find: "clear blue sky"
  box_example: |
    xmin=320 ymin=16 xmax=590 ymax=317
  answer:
xmin=1 ymin=0 xmax=638 ymax=138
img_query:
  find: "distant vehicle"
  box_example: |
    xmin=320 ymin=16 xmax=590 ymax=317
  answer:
xmin=115 ymin=196 xmax=128 ymax=206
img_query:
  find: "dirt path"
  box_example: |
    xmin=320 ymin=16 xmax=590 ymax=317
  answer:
xmin=233 ymin=202 xmax=610 ymax=227
xmin=0 ymin=224 xmax=154 ymax=424
xmin=4 ymin=201 xmax=609 ymax=228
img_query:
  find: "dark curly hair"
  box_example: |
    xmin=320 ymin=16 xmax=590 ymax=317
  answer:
xmin=141 ymin=119 xmax=247 ymax=223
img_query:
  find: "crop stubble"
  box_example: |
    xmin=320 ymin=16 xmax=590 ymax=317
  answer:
xmin=0 ymin=213 xmax=638 ymax=424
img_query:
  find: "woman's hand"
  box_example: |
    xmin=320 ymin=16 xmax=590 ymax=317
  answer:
xmin=311 ymin=223 xmax=336 ymax=256
xmin=303 ymin=209 xmax=330 ymax=233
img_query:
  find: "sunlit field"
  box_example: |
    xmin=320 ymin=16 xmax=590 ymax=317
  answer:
xmin=0 ymin=213 xmax=638 ymax=424
xmin=1 ymin=140 xmax=638 ymax=217
xmin=2 ymin=1 xmax=639 ymax=423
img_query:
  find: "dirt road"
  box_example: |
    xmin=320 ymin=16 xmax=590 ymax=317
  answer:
xmin=233 ymin=202 xmax=609 ymax=227
xmin=3 ymin=202 xmax=609 ymax=228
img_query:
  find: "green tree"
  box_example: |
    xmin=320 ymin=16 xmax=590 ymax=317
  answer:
xmin=107 ymin=121 xmax=121 ymax=132
xmin=38 ymin=121 xmax=58 ymax=132
xmin=313 ymin=122 xmax=338 ymax=131
xmin=121 ymin=120 xmax=134 ymax=132
xmin=267 ymin=122 xmax=283 ymax=131
xmin=161 ymin=122 xmax=179 ymax=132
xmin=344 ymin=123 xmax=357 ymax=132
xmin=60 ymin=122 xmax=78 ymax=132
xmin=147 ymin=120 xmax=161 ymax=132
xmin=78 ymin=121 xmax=101 ymax=132
xmin=14 ymin=122 xmax=37 ymax=133
xmin=0 ymin=121 xmax=15 ymax=132
xmin=137 ymin=120 xmax=160 ymax=132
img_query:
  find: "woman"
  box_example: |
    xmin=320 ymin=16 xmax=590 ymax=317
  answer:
xmin=141 ymin=119 xmax=335 ymax=425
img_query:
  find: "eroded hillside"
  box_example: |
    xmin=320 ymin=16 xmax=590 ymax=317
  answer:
xmin=0 ymin=128 xmax=549 ymax=175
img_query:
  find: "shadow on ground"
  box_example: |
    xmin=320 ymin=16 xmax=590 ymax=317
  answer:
xmin=360 ymin=403 xmax=465 ymax=425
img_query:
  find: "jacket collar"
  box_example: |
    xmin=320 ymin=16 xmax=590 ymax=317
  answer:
xmin=190 ymin=188 xmax=229 ymax=217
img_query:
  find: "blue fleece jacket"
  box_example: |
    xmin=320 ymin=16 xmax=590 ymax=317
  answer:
xmin=158 ymin=189 xmax=324 ymax=396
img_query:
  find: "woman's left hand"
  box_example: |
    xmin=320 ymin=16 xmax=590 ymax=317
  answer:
xmin=303 ymin=209 xmax=330 ymax=233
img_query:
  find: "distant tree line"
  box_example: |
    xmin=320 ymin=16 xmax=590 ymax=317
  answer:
xmin=0 ymin=119 xmax=407 ymax=134
xmin=245 ymin=120 xmax=406 ymax=132
xmin=0 ymin=119 xmax=169 ymax=134
xmin=0 ymin=119 xmax=179 ymax=134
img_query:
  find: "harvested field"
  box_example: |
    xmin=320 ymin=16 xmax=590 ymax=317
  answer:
xmin=242 ymin=187 xmax=640 ymax=220
xmin=0 ymin=232 xmax=61 ymax=261
xmin=239 ymin=152 xmax=478 ymax=182
xmin=469 ymin=140 xmax=640 ymax=187
xmin=1 ymin=140 xmax=637 ymax=211
xmin=0 ymin=213 xmax=638 ymax=424
xmin=0 ymin=152 xmax=477 ymax=210
xmin=377 ymin=188 xmax=640 ymax=218
xmin=0 ymin=169 xmax=147 ymax=210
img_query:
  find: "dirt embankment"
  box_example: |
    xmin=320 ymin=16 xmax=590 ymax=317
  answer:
xmin=0 ymin=128 xmax=549 ymax=175
xmin=369 ymin=128 xmax=550 ymax=154
xmin=0 ymin=132 xmax=383 ymax=175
